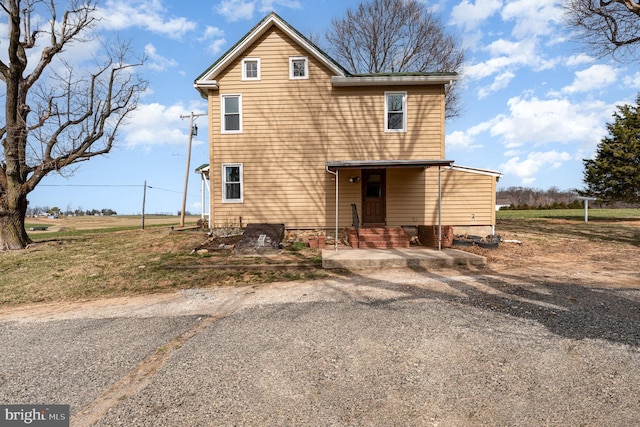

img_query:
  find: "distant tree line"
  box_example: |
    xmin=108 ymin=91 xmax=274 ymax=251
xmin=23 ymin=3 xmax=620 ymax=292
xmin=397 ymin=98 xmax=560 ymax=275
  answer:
xmin=497 ymin=186 xmax=638 ymax=210
xmin=27 ymin=206 xmax=117 ymax=217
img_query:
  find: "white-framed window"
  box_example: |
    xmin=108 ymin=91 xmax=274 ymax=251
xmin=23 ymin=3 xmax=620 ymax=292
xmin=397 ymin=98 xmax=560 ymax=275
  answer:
xmin=242 ymin=58 xmax=260 ymax=80
xmin=221 ymin=94 xmax=242 ymax=133
xmin=222 ymin=163 xmax=243 ymax=203
xmin=289 ymin=56 xmax=308 ymax=79
xmin=385 ymin=92 xmax=407 ymax=132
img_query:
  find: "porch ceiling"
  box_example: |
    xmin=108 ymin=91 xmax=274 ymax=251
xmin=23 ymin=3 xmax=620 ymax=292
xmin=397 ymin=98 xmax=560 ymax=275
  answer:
xmin=326 ymin=159 xmax=454 ymax=170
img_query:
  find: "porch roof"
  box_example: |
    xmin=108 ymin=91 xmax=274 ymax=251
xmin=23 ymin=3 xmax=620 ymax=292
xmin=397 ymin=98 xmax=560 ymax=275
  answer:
xmin=326 ymin=159 xmax=454 ymax=170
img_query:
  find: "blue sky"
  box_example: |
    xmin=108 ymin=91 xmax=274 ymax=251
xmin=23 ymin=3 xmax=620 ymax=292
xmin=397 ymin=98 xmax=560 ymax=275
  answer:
xmin=18 ymin=0 xmax=640 ymax=214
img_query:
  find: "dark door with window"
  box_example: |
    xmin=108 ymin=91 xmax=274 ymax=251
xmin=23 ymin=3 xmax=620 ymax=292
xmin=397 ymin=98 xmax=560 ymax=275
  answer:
xmin=362 ymin=169 xmax=386 ymax=225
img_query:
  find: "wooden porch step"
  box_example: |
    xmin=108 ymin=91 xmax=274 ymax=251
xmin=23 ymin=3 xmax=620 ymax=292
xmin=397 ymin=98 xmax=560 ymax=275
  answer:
xmin=348 ymin=227 xmax=410 ymax=249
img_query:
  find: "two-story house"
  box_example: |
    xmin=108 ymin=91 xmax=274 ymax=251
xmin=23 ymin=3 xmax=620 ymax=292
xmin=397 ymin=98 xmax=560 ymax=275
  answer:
xmin=194 ymin=12 xmax=501 ymax=248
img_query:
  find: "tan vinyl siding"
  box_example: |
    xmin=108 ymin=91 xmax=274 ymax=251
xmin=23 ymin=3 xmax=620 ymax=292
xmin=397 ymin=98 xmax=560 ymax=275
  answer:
xmin=436 ymin=168 xmax=497 ymax=226
xmin=206 ymin=27 xmax=453 ymax=228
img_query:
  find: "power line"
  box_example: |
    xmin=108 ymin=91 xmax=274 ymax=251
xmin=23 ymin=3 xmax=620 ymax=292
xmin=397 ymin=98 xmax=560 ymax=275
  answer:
xmin=40 ymin=184 xmax=142 ymax=187
xmin=39 ymin=184 xmax=199 ymax=197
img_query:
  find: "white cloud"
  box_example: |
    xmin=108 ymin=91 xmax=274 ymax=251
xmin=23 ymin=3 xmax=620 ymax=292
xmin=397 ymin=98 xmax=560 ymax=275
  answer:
xmin=447 ymin=96 xmax=614 ymax=154
xmin=501 ymin=0 xmax=564 ymax=39
xmin=217 ymin=0 xmax=301 ymax=22
xmin=477 ymin=71 xmax=515 ymax=98
xmin=199 ymin=26 xmax=227 ymax=56
xmin=500 ymin=151 xmax=572 ymax=184
xmin=144 ymin=44 xmax=178 ymax=72
xmin=122 ymin=102 xmax=208 ymax=148
xmin=623 ymin=71 xmax=640 ymax=89
xmin=447 ymin=131 xmax=481 ymax=151
xmin=450 ymin=0 xmax=502 ymax=31
xmin=565 ymin=53 xmax=595 ymax=67
xmin=218 ymin=0 xmax=255 ymax=22
xmin=463 ymin=38 xmax=549 ymax=82
xmin=446 ymin=121 xmax=494 ymax=151
xmin=98 ymin=0 xmax=197 ymax=39
xmin=490 ymin=96 xmax=612 ymax=148
xmin=555 ymin=64 xmax=619 ymax=95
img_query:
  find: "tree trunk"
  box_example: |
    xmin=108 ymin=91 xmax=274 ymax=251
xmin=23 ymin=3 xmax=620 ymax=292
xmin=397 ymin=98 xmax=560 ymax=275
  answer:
xmin=0 ymin=192 xmax=31 ymax=250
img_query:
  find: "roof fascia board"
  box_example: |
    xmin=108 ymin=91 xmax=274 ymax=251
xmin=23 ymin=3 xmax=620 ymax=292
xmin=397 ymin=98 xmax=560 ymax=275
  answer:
xmin=332 ymin=75 xmax=457 ymax=87
xmin=195 ymin=13 xmax=346 ymax=86
xmin=447 ymin=165 xmax=503 ymax=178
xmin=326 ymin=159 xmax=454 ymax=170
xmin=194 ymin=81 xmax=219 ymax=98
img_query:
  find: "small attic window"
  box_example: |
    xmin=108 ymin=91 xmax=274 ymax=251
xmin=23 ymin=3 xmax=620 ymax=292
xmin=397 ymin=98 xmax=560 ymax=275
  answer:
xmin=242 ymin=58 xmax=260 ymax=80
xmin=290 ymin=57 xmax=308 ymax=80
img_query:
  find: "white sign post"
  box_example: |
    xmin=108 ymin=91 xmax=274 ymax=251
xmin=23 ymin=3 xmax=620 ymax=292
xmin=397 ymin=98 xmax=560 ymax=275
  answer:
xmin=577 ymin=196 xmax=597 ymax=223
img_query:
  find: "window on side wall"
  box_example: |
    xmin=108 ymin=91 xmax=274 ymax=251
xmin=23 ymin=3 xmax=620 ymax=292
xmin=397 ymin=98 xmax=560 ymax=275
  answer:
xmin=221 ymin=94 xmax=242 ymax=133
xmin=242 ymin=58 xmax=260 ymax=80
xmin=222 ymin=163 xmax=243 ymax=203
xmin=385 ymin=92 xmax=407 ymax=132
xmin=289 ymin=57 xmax=308 ymax=79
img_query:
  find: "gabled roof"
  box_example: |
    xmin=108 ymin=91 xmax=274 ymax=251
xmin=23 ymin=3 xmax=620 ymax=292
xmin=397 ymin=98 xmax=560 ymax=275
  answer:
xmin=194 ymin=12 xmax=349 ymax=96
xmin=194 ymin=12 xmax=458 ymax=97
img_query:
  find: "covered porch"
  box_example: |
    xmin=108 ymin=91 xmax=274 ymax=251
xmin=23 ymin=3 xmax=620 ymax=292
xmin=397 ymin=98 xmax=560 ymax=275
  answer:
xmin=325 ymin=159 xmax=455 ymax=251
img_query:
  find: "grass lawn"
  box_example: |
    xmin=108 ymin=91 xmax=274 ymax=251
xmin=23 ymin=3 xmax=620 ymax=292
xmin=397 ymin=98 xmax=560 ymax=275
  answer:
xmin=1 ymin=217 xmax=330 ymax=306
xmin=497 ymin=208 xmax=640 ymax=220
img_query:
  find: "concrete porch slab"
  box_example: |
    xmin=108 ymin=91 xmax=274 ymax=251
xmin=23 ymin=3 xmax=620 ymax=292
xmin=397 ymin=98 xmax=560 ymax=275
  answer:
xmin=321 ymin=247 xmax=486 ymax=270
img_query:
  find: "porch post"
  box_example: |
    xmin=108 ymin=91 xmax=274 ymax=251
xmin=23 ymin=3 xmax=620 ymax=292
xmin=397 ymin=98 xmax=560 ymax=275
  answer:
xmin=201 ymin=172 xmax=206 ymax=224
xmin=438 ymin=166 xmax=442 ymax=251
xmin=335 ymin=169 xmax=339 ymax=251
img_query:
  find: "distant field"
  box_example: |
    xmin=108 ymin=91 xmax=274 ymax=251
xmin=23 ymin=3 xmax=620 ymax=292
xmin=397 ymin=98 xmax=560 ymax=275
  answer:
xmin=26 ymin=215 xmax=201 ymax=237
xmin=497 ymin=208 xmax=640 ymax=220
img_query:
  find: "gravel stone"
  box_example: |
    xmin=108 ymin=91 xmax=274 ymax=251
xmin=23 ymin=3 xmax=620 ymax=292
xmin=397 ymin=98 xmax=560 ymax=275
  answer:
xmin=95 ymin=298 xmax=640 ymax=426
xmin=0 ymin=316 xmax=201 ymax=411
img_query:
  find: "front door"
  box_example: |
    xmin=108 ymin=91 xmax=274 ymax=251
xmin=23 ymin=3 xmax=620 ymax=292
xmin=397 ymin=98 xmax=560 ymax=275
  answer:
xmin=362 ymin=169 xmax=386 ymax=225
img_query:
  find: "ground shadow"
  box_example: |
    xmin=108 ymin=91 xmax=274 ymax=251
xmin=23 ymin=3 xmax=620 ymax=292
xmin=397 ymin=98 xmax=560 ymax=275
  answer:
xmin=331 ymin=266 xmax=640 ymax=348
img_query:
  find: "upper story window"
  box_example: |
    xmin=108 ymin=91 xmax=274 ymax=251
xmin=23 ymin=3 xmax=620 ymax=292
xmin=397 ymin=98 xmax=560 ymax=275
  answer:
xmin=385 ymin=92 xmax=407 ymax=132
xmin=289 ymin=56 xmax=308 ymax=79
xmin=242 ymin=58 xmax=260 ymax=80
xmin=222 ymin=163 xmax=243 ymax=203
xmin=221 ymin=94 xmax=242 ymax=133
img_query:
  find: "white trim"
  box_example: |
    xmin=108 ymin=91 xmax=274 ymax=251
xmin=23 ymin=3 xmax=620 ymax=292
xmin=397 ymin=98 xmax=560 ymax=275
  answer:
xmin=242 ymin=57 xmax=261 ymax=81
xmin=332 ymin=75 xmax=457 ymax=86
xmin=222 ymin=163 xmax=244 ymax=203
xmin=446 ymin=165 xmax=503 ymax=178
xmin=194 ymin=13 xmax=346 ymax=86
xmin=220 ymin=94 xmax=242 ymax=134
xmin=384 ymin=91 xmax=407 ymax=133
xmin=289 ymin=56 xmax=309 ymax=80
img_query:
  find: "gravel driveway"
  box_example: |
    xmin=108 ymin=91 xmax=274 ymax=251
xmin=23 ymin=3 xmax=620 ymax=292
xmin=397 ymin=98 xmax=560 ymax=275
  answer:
xmin=1 ymin=269 xmax=639 ymax=426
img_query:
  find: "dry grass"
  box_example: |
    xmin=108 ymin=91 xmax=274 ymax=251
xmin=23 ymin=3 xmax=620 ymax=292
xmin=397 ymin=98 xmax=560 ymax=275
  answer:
xmin=3 ymin=215 xmax=638 ymax=307
xmin=1 ymin=217 xmax=330 ymax=306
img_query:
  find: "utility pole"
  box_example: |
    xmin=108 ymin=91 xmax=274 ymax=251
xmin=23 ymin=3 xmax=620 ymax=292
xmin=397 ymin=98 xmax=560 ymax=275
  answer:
xmin=141 ymin=180 xmax=147 ymax=230
xmin=179 ymin=112 xmax=206 ymax=227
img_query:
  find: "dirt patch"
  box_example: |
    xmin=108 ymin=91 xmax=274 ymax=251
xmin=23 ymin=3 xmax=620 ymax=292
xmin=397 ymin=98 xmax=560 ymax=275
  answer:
xmin=454 ymin=218 xmax=640 ymax=288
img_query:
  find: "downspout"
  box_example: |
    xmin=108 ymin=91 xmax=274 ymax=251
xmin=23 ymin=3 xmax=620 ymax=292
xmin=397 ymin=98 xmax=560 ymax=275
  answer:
xmin=438 ymin=166 xmax=442 ymax=251
xmin=326 ymin=165 xmax=339 ymax=251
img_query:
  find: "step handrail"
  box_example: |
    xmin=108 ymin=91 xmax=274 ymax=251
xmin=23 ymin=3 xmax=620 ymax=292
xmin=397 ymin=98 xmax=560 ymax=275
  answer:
xmin=351 ymin=203 xmax=360 ymax=249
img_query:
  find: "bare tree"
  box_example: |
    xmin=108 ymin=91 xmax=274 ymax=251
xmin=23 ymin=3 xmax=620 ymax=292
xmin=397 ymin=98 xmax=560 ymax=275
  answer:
xmin=0 ymin=0 xmax=146 ymax=250
xmin=565 ymin=0 xmax=640 ymax=61
xmin=326 ymin=0 xmax=465 ymax=119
